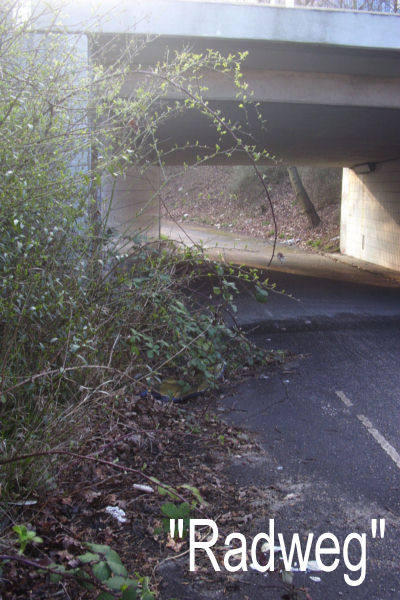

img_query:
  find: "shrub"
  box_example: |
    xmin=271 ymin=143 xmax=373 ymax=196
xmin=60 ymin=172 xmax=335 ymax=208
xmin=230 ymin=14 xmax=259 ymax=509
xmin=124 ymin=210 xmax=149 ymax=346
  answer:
xmin=0 ymin=2 xmax=271 ymax=499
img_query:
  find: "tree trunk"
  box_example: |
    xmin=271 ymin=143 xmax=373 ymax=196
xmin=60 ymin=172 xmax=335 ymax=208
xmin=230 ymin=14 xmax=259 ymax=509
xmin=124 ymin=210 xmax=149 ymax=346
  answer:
xmin=287 ymin=166 xmax=321 ymax=228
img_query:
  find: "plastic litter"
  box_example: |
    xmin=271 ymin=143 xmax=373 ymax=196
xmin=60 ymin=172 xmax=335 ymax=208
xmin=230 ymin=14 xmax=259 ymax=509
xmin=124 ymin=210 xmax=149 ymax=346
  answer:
xmin=305 ymin=560 xmax=321 ymax=572
xmin=141 ymin=362 xmax=226 ymax=404
xmin=291 ymin=560 xmax=321 ymax=573
xmin=282 ymin=571 xmax=293 ymax=584
xmin=6 ymin=500 xmax=37 ymax=506
xmin=310 ymin=576 xmax=322 ymax=582
xmin=133 ymin=484 xmax=154 ymax=493
xmin=261 ymin=543 xmax=282 ymax=554
xmin=105 ymin=506 xmax=127 ymax=523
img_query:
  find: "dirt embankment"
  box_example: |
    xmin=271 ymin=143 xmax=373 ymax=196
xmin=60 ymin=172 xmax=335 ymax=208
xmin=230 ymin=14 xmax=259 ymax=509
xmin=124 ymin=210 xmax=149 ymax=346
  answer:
xmin=161 ymin=165 xmax=342 ymax=252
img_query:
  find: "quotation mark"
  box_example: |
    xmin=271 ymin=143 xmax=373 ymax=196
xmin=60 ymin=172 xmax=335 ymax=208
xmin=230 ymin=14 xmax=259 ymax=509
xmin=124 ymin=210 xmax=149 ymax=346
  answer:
xmin=371 ymin=518 xmax=385 ymax=539
xmin=170 ymin=519 xmax=184 ymax=538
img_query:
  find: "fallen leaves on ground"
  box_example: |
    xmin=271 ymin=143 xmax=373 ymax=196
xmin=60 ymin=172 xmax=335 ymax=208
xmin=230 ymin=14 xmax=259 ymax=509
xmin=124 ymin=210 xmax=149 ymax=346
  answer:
xmin=1 ymin=388 xmax=274 ymax=599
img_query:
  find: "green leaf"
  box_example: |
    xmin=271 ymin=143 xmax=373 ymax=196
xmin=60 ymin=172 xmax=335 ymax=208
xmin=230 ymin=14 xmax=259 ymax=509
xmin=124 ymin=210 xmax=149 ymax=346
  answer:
xmin=92 ymin=561 xmax=111 ymax=582
xmin=85 ymin=542 xmax=110 ymax=555
xmin=96 ymin=593 xmax=115 ymax=600
xmin=122 ymin=585 xmax=138 ymax=600
xmin=177 ymin=502 xmax=190 ymax=518
xmin=78 ymin=552 xmax=99 ymax=564
xmin=161 ymin=502 xmax=179 ymax=519
xmin=105 ymin=575 xmax=130 ymax=590
xmin=32 ymin=535 xmax=43 ymax=544
xmin=106 ymin=549 xmax=128 ymax=577
xmin=255 ymin=286 xmax=269 ymax=303
xmin=48 ymin=563 xmax=67 ymax=584
xmin=48 ymin=562 xmax=66 ymax=572
xmin=80 ymin=579 xmax=95 ymax=591
xmin=180 ymin=484 xmax=206 ymax=506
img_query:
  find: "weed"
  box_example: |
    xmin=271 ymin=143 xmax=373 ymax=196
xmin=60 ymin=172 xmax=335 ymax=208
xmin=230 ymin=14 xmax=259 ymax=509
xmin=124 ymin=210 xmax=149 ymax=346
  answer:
xmin=307 ymin=239 xmax=322 ymax=248
xmin=161 ymin=502 xmax=191 ymax=537
xmin=323 ymin=242 xmax=340 ymax=252
xmin=13 ymin=526 xmax=43 ymax=555
xmin=1 ymin=537 xmax=154 ymax=599
xmin=50 ymin=545 xmax=154 ymax=599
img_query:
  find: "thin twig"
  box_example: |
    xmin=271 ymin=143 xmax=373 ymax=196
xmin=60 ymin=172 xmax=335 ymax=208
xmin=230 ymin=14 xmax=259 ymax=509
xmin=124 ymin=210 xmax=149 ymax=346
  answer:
xmin=4 ymin=364 xmax=139 ymax=395
xmin=137 ymin=65 xmax=279 ymax=265
xmin=0 ymin=554 xmax=109 ymax=593
xmin=0 ymin=450 xmax=194 ymax=510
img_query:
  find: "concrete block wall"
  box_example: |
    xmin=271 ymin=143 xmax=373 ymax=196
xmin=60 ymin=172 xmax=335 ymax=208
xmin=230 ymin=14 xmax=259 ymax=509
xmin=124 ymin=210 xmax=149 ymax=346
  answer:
xmin=341 ymin=160 xmax=400 ymax=272
xmin=101 ymin=166 xmax=161 ymax=239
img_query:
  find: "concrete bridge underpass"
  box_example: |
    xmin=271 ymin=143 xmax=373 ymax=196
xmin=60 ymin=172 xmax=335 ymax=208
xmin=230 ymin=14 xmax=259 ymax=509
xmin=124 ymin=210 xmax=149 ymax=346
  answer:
xmin=42 ymin=0 xmax=400 ymax=272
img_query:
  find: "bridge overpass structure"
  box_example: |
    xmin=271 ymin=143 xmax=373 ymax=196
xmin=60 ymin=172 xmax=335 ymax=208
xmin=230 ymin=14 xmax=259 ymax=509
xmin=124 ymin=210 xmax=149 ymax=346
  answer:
xmin=39 ymin=0 xmax=400 ymax=272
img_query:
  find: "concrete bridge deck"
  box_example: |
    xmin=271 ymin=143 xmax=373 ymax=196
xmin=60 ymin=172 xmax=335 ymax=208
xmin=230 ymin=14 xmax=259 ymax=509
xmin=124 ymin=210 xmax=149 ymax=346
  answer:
xmin=36 ymin=1 xmax=400 ymax=271
xmin=74 ymin=0 xmax=400 ymax=167
xmin=37 ymin=1 xmax=400 ymax=167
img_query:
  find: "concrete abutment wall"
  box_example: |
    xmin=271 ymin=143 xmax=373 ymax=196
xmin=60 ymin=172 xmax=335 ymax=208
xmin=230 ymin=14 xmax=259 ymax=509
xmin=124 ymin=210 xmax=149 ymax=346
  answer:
xmin=341 ymin=160 xmax=400 ymax=271
xmin=101 ymin=167 xmax=161 ymax=240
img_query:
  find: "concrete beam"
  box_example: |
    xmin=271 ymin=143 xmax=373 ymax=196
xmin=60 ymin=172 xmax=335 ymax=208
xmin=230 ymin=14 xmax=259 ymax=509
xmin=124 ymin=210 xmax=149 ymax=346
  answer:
xmin=37 ymin=1 xmax=400 ymax=52
xmin=144 ymin=101 xmax=400 ymax=167
xmin=122 ymin=69 xmax=400 ymax=109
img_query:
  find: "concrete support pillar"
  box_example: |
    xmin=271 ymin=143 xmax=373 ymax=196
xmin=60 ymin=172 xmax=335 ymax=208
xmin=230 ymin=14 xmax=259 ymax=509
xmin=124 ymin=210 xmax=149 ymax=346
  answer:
xmin=101 ymin=166 xmax=161 ymax=240
xmin=341 ymin=160 xmax=400 ymax=271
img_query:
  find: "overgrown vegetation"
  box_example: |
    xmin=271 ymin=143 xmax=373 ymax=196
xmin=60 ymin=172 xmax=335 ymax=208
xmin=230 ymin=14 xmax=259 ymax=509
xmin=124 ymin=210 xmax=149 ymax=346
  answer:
xmin=0 ymin=2 xmax=277 ymax=596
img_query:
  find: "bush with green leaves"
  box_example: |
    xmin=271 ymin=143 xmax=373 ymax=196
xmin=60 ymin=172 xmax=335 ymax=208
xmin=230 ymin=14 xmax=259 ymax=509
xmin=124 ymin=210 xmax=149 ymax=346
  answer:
xmin=0 ymin=2 xmax=273 ymax=501
xmin=1 ymin=533 xmax=154 ymax=599
xmin=49 ymin=543 xmax=155 ymax=600
xmin=0 ymin=5 xmax=281 ymax=599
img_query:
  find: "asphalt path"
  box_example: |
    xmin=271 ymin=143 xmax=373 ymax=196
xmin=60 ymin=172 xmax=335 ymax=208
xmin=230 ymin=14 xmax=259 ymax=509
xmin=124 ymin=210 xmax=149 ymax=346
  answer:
xmin=220 ymin=273 xmax=400 ymax=599
xmin=161 ymin=219 xmax=400 ymax=288
xmin=160 ymin=221 xmax=400 ymax=597
xmin=233 ymin=271 xmax=400 ymax=332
